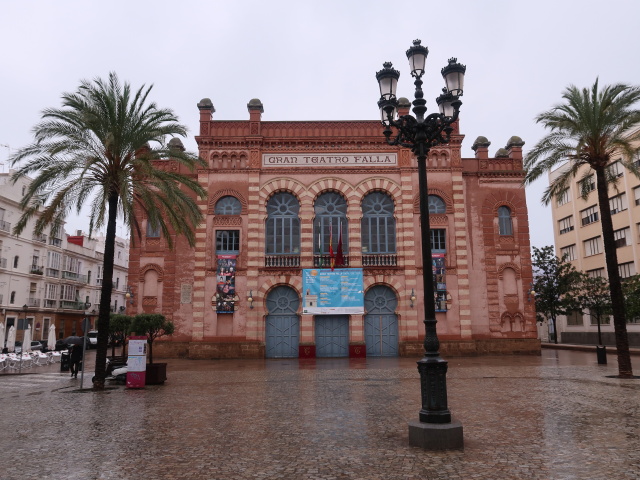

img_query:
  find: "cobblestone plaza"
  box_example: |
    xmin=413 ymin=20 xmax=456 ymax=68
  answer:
xmin=1 ymin=349 xmax=639 ymax=480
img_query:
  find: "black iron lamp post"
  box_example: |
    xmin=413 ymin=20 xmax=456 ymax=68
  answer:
xmin=376 ymin=40 xmax=465 ymax=448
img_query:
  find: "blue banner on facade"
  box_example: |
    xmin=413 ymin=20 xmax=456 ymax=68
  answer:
xmin=302 ymin=268 xmax=364 ymax=314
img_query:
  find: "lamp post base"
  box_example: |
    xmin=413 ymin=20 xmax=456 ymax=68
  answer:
xmin=408 ymin=418 xmax=464 ymax=450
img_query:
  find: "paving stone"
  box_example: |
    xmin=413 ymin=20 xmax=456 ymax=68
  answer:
xmin=0 ymin=351 xmax=639 ymax=479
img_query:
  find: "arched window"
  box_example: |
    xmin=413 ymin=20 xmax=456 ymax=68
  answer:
xmin=265 ymin=192 xmax=300 ymax=255
xmin=428 ymin=195 xmax=446 ymax=214
xmin=361 ymin=192 xmax=395 ymax=254
xmin=313 ymin=192 xmax=348 ymax=255
xmin=146 ymin=221 xmax=160 ymax=238
xmin=215 ymin=196 xmax=242 ymax=215
xmin=498 ymin=206 xmax=513 ymax=235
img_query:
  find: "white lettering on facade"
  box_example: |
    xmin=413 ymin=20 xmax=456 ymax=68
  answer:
xmin=262 ymin=153 xmax=397 ymax=167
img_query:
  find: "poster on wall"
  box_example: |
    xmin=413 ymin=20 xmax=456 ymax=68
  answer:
xmin=216 ymin=255 xmax=237 ymax=313
xmin=302 ymin=268 xmax=364 ymax=314
xmin=433 ymin=253 xmax=447 ymax=311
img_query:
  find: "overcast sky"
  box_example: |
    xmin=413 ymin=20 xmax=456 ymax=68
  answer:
xmin=2 ymin=0 xmax=639 ymax=247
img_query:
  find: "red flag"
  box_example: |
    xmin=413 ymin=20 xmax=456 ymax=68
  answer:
xmin=335 ymin=222 xmax=344 ymax=268
xmin=329 ymin=223 xmax=335 ymax=271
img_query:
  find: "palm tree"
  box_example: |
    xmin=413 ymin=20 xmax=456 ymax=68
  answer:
xmin=524 ymin=79 xmax=640 ymax=378
xmin=10 ymin=73 xmax=207 ymax=388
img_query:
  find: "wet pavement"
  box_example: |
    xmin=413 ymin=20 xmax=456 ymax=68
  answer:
xmin=1 ymin=349 xmax=639 ymax=480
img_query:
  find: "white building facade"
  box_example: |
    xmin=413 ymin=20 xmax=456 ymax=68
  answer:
xmin=0 ymin=171 xmax=130 ymax=346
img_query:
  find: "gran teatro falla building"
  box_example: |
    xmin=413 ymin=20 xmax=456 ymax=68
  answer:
xmin=127 ymin=97 xmax=540 ymax=359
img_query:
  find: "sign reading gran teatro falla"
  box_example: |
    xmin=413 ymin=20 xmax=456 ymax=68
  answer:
xmin=262 ymin=153 xmax=397 ymax=167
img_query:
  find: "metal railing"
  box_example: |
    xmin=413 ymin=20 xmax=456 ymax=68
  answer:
xmin=49 ymin=237 xmax=62 ymax=247
xmin=32 ymin=234 xmax=47 ymax=243
xmin=30 ymin=265 xmax=44 ymax=275
xmin=61 ymin=271 xmax=88 ymax=283
xmin=264 ymin=255 xmax=301 ymax=268
xmin=60 ymin=300 xmax=86 ymax=310
xmin=0 ymin=258 xmax=7 ymax=269
xmin=0 ymin=220 xmax=11 ymax=232
xmin=313 ymin=255 xmax=350 ymax=268
xmin=27 ymin=298 xmax=41 ymax=307
xmin=362 ymin=254 xmax=397 ymax=267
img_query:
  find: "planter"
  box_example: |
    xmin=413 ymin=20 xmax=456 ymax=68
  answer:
xmin=145 ymin=362 xmax=167 ymax=385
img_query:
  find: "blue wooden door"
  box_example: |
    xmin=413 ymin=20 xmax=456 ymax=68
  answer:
xmin=364 ymin=285 xmax=399 ymax=356
xmin=315 ymin=315 xmax=349 ymax=357
xmin=265 ymin=286 xmax=300 ymax=358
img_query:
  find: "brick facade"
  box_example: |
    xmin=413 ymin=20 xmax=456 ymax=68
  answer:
xmin=129 ymin=99 xmax=540 ymax=359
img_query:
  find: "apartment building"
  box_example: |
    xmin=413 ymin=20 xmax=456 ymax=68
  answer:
xmin=0 ymin=171 xmax=130 ymax=345
xmin=548 ymin=126 xmax=640 ymax=345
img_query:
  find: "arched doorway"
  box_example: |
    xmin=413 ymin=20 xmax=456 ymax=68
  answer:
xmin=265 ymin=286 xmax=300 ymax=358
xmin=364 ymin=285 xmax=399 ymax=356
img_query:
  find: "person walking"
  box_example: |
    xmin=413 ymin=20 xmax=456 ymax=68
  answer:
xmin=69 ymin=344 xmax=83 ymax=378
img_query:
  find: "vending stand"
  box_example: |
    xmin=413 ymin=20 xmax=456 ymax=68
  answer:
xmin=126 ymin=336 xmax=148 ymax=389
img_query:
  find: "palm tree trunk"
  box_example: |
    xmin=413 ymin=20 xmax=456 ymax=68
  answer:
xmin=93 ymin=192 xmax=119 ymax=389
xmin=595 ymin=167 xmax=633 ymax=377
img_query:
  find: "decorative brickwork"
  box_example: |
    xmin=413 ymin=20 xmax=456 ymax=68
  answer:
xmin=128 ymin=106 xmax=538 ymax=359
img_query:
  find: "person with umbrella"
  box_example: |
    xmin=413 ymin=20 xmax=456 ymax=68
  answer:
xmin=69 ymin=343 xmax=83 ymax=378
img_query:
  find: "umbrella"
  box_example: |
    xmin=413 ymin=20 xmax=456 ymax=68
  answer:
xmin=63 ymin=336 xmax=84 ymax=346
xmin=48 ymin=324 xmax=56 ymax=349
xmin=23 ymin=327 xmax=32 ymax=352
xmin=6 ymin=326 xmax=16 ymax=353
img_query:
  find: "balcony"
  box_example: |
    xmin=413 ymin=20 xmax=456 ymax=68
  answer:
xmin=313 ymin=255 xmax=350 ymax=268
xmin=615 ymin=238 xmax=628 ymax=249
xmin=43 ymin=299 xmax=57 ymax=309
xmin=581 ymin=213 xmax=599 ymax=226
xmin=264 ymin=255 xmax=301 ymax=268
xmin=45 ymin=268 xmax=60 ymax=278
xmin=49 ymin=237 xmax=62 ymax=247
xmin=27 ymin=298 xmax=41 ymax=308
xmin=61 ymin=271 xmax=89 ymax=283
xmin=30 ymin=265 xmax=44 ymax=275
xmin=0 ymin=220 xmax=11 ymax=232
xmin=0 ymin=257 xmax=7 ymax=269
xmin=60 ymin=300 xmax=86 ymax=310
xmin=362 ymin=254 xmax=397 ymax=267
xmin=32 ymin=233 xmax=47 ymax=243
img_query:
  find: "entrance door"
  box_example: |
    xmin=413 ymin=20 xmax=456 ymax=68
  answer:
xmin=364 ymin=285 xmax=399 ymax=356
xmin=265 ymin=286 xmax=300 ymax=358
xmin=315 ymin=315 xmax=349 ymax=357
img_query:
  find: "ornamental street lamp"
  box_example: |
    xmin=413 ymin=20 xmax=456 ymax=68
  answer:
xmin=376 ymin=39 xmax=465 ymax=449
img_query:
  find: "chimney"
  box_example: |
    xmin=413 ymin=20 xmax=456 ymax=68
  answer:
xmin=471 ymin=136 xmax=491 ymax=160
